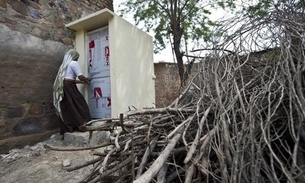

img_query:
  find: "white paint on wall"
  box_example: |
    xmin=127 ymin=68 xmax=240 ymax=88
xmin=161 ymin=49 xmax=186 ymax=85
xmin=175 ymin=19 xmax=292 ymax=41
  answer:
xmin=109 ymin=14 xmax=155 ymax=116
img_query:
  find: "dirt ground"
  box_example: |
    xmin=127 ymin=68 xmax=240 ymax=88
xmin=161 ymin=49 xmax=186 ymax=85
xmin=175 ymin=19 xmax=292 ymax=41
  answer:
xmin=0 ymin=133 xmax=106 ymax=183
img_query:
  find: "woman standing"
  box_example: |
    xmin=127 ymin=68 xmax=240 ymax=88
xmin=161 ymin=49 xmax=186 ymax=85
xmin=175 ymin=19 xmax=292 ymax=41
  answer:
xmin=53 ymin=49 xmax=91 ymax=134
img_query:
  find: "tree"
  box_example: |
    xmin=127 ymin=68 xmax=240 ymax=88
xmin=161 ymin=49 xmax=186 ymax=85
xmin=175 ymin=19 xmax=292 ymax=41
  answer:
xmin=119 ymin=0 xmax=235 ymax=85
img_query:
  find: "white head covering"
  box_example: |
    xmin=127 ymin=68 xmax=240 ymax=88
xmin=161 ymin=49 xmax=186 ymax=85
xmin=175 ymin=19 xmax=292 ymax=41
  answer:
xmin=53 ymin=49 xmax=79 ymax=120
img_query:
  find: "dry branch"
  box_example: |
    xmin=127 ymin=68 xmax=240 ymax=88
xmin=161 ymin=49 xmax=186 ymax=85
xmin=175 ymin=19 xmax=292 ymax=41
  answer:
xmin=133 ymin=131 xmax=183 ymax=183
xmin=63 ymin=157 xmax=101 ymax=171
xmin=126 ymin=107 xmax=195 ymax=116
xmin=136 ymin=135 xmax=159 ymax=178
xmin=44 ymin=143 xmax=112 ymax=151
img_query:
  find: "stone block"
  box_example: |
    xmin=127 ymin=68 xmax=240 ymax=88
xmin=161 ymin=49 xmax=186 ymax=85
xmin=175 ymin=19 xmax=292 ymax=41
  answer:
xmin=4 ymin=17 xmax=17 ymax=26
xmin=0 ymin=102 xmax=8 ymax=108
xmin=29 ymin=103 xmax=43 ymax=115
xmin=61 ymin=38 xmax=73 ymax=45
xmin=20 ymin=0 xmax=30 ymax=6
xmin=5 ymin=107 xmax=23 ymax=119
xmin=44 ymin=102 xmax=55 ymax=113
xmin=0 ymin=130 xmax=57 ymax=154
xmin=44 ymin=114 xmax=60 ymax=130
xmin=30 ymin=8 xmax=39 ymax=19
xmin=62 ymin=159 xmax=71 ymax=167
xmin=64 ymin=131 xmax=110 ymax=146
xmin=54 ymin=18 xmax=64 ymax=28
xmin=0 ymin=0 xmax=7 ymax=9
xmin=0 ymin=119 xmax=5 ymax=127
xmin=13 ymin=117 xmax=42 ymax=135
xmin=29 ymin=1 xmax=40 ymax=10
xmin=9 ymin=0 xmax=29 ymax=16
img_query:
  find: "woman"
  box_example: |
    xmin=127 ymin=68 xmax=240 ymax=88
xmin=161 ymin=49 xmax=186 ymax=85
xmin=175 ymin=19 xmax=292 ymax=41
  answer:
xmin=53 ymin=49 xmax=92 ymax=134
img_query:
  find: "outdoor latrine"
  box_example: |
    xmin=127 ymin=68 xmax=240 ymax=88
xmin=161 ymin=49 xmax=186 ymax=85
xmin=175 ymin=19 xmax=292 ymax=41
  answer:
xmin=65 ymin=8 xmax=155 ymax=119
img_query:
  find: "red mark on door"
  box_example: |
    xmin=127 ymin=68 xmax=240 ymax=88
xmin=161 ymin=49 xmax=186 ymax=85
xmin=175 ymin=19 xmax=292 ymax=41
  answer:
xmin=93 ymin=87 xmax=102 ymax=108
xmin=89 ymin=41 xmax=95 ymax=69
xmin=107 ymin=98 xmax=111 ymax=108
xmin=105 ymin=46 xmax=109 ymax=66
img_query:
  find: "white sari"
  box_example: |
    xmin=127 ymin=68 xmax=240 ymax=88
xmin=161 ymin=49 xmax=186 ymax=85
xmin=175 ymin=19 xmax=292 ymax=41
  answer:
xmin=53 ymin=49 xmax=79 ymax=120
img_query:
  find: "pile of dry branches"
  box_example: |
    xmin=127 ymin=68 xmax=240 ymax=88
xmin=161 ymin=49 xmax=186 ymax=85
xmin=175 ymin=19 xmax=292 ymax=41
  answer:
xmin=48 ymin=2 xmax=305 ymax=183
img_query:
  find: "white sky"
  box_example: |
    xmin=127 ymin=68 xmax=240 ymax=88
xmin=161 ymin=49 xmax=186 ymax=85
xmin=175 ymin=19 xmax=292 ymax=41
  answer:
xmin=112 ymin=0 xmax=231 ymax=63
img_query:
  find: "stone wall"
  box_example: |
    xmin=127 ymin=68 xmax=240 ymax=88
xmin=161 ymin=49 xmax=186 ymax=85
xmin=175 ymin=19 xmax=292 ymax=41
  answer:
xmin=0 ymin=0 xmax=113 ymax=153
xmin=154 ymin=62 xmax=181 ymax=108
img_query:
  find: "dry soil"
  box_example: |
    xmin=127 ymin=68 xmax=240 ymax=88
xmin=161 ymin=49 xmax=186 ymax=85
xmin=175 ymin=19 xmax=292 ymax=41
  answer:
xmin=0 ymin=133 xmax=104 ymax=183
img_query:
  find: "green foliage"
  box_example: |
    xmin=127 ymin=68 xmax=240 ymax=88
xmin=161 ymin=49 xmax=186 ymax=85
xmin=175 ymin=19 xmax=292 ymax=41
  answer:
xmin=119 ymin=0 xmax=237 ymax=83
xmin=244 ymin=0 xmax=272 ymax=18
xmin=244 ymin=0 xmax=305 ymax=19
xmin=119 ymin=0 xmax=236 ymax=54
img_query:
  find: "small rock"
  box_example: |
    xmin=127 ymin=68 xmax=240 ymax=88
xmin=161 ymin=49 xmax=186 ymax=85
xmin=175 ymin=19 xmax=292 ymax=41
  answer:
xmin=30 ymin=145 xmax=39 ymax=151
xmin=50 ymin=134 xmax=57 ymax=139
xmin=9 ymin=149 xmax=20 ymax=154
xmin=33 ymin=152 xmax=41 ymax=156
xmin=41 ymin=160 xmax=49 ymax=164
xmin=62 ymin=159 xmax=70 ymax=167
xmin=0 ymin=154 xmax=10 ymax=159
xmin=110 ymin=136 xmax=115 ymax=143
xmin=11 ymin=154 xmax=19 ymax=160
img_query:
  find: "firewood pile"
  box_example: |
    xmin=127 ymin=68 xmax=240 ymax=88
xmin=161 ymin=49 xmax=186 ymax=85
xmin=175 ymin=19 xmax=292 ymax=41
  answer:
xmin=50 ymin=44 xmax=305 ymax=182
xmin=48 ymin=4 xmax=305 ymax=183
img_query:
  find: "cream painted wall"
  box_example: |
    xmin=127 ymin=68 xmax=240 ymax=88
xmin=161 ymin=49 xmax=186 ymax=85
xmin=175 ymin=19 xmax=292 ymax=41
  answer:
xmin=74 ymin=29 xmax=90 ymax=101
xmin=109 ymin=15 xmax=155 ymax=117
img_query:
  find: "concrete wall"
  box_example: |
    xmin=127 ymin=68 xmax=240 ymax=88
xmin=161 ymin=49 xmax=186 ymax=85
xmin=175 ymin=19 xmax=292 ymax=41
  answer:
xmin=110 ymin=13 xmax=155 ymax=116
xmin=0 ymin=0 xmax=113 ymax=153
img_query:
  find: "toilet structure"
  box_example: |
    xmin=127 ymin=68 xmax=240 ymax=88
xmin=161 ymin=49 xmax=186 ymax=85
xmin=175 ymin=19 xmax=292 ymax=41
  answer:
xmin=66 ymin=8 xmax=156 ymax=119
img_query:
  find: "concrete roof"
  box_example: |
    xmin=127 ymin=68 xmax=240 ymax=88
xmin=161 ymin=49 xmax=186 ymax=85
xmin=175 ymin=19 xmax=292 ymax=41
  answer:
xmin=65 ymin=8 xmax=115 ymax=31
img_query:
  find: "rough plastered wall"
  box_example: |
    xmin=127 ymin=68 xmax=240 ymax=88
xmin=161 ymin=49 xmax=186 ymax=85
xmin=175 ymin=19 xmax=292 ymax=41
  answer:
xmin=0 ymin=0 xmax=113 ymax=153
xmin=154 ymin=62 xmax=181 ymax=108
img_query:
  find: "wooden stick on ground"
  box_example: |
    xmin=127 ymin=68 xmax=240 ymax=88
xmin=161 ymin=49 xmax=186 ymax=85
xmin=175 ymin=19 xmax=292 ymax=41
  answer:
xmin=157 ymin=163 xmax=169 ymax=183
xmin=133 ymin=130 xmax=183 ymax=183
xmin=127 ymin=107 xmax=195 ymax=117
xmin=63 ymin=157 xmax=102 ymax=172
xmin=136 ymin=135 xmax=159 ymax=178
xmin=100 ymin=148 xmax=116 ymax=173
xmin=44 ymin=143 xmax=112 ymax=151
xmin=184 ymin=105 xmax=211 ymax=164
xmin=89 ymin=156 xmax=134 ymax=183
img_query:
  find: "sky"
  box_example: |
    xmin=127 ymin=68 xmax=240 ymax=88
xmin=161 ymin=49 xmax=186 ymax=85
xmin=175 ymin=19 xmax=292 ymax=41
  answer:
xmin=112 ymin=0 xmax=231 ymax=63
xmin=113 ymin=0 xmax=174 ymax=63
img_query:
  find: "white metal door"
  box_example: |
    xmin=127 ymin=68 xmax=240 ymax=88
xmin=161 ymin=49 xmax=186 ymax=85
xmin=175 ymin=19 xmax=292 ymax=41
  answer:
xmin=86 ymin=27 xmax=111 ymax=118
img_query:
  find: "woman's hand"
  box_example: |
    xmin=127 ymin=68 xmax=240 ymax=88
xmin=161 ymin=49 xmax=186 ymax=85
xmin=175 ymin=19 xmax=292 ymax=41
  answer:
xmin=78 ymin=75 xmax=91 ymax=85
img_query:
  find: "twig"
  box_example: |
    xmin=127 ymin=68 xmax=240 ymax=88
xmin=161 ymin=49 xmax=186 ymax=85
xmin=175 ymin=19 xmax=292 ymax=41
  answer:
xmin=157 ymin=163 xmax=168 ymax=183
xmin=136 ymin=135 xmax=159 ymax=178
xmin=131 ymin=127 xmax=135 ymax=181
xmin=126 ymin=107 xmax=195 ymax=116
xmin=166 ymin=114 xmax=194 ymax=140
xmin=100 ymin=148 xmax=116 ymax=173
xmin=63 ymin=157 xmax=102 ymax=172
xmin=115 ymin=131 xmax=121 ymax=149
xmin=134 ymin=130 xmax=183 ymax=183
xmin=184 ymin=105 xmax=211 ymax=164
xmin=89 ymin=156 xmax=134 ymax=183
xmin=44 ymin=143 xmax=112 ymax=151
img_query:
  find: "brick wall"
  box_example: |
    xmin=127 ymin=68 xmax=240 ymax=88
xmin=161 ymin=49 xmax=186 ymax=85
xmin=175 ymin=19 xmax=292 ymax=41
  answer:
xmin=154 ymin=62 xmax=181 ymax=108
xmin=0 ymin=0 xmax=113 ymax=153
